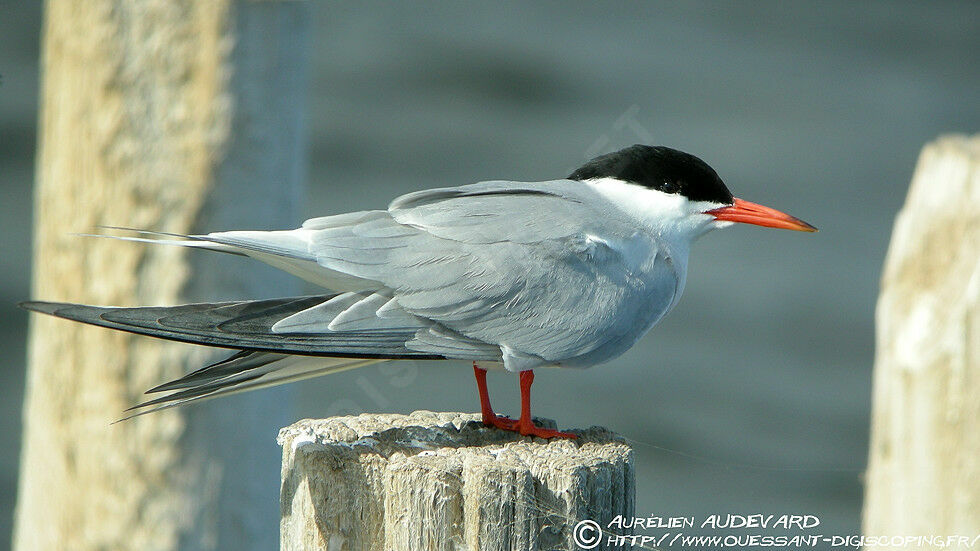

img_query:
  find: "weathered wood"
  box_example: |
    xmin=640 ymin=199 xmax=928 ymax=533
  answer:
xmin=14 ymin=2 xmax=309 ymax=550
xmin=864 ymin=135 xmax=980 ymax=537
xmin=278 ymin=411 xmax=635 ymax=551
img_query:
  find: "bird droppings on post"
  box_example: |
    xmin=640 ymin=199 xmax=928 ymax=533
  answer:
xmin=277 ymin=411 xmax=635 ymax=551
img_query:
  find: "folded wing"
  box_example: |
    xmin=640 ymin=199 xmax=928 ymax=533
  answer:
xmin=20 ymin=296 xmax=442 ymax=359
xmin=61 ymin=180 xmax=664 ymax=371
xmin=307 ymin=180 xmax=648 ymax=366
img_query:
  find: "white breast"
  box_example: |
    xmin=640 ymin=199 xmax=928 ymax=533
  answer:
xmin=546 ymin=177 xmax=719 ymax=367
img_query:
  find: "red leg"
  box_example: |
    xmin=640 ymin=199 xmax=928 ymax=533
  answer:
xmin=514 ymin=370 xmax=576 ymax=439
xmin=473 ymin=362 xmax=515 ymax=429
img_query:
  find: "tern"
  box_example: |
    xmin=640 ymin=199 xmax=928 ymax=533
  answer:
xmin=22 ymin=145 xmax=815 ymax=438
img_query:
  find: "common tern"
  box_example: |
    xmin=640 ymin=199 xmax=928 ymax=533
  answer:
xmin=22 ymin=145 xmax=815 ymax=438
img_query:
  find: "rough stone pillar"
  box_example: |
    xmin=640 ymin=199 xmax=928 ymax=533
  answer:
xmin=864 ymin=135 xmax=980 ymax=539
xmin=14 ymin=2 xmax=309 ymax=550
xmin=278 ymin=411 xmax=635 ymax=551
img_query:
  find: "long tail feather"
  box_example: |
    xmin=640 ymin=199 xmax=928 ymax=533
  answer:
xmin=145 ymin=350 xmax=274 ymax=393
xmin=78 ymin=229 xmax=247 ymax=256
xmin=118 ymin=353 xmax=382 ymax=422
xmin=84 ymin=227 xmax=378 ymax=291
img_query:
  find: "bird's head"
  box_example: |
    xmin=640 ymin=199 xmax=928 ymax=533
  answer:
xmin=570 ymin=145 xmax=816 ymax=237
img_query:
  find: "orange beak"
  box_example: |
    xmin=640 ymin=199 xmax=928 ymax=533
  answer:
xmin=706 ymin=198 xmax=817 ymax=232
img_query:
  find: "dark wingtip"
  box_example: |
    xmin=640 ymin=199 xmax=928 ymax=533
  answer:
xmin=145 ymin=380 xmax=184 ymax=394
xmin=18 ymin=300 xmax=70 ymax=316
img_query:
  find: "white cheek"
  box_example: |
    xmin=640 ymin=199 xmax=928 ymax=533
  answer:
xmin=585 ymin=178 xmax=732 ymax=240
xmin=585 ymin=178 xmax=689 ymax=225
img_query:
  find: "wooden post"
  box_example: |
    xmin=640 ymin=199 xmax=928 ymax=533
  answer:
xmin=863 ymin=135 xmax=980 ymax=537
xmin=278 ymin=411 xmax=635 ymax=551
xmin=14 ymin=2 xmax=309 ymax=550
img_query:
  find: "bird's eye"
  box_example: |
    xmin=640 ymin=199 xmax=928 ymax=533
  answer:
xmin=661 ymin=180 xmax=680 ymax=194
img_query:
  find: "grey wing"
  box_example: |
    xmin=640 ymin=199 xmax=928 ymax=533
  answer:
xmin=19 ymin=295 xmax=443 ymax=359
xmin=20 ymin=294 xmax=500 ymax=418
xmin=308 ymin=180 xmax=658 ymax=369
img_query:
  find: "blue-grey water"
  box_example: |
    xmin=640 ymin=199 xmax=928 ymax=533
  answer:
xmin=2 ymin=2 xmax=978 ymax=549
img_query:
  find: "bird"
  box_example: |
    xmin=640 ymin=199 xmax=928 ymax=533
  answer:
xmin=21 ymin=145 xmax=815 ymax=438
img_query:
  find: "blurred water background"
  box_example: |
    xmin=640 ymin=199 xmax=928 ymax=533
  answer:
xmin=2 ymin=2 xmax=978 ymax=548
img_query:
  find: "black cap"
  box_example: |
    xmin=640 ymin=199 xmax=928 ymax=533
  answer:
xmin=569 ymin=145 xmax=734 ymax=204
